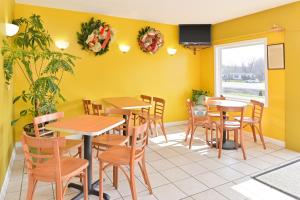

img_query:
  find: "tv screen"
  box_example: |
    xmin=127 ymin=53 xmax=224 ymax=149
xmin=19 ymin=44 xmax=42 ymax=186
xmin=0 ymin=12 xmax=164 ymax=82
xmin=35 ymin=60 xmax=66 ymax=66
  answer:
xmin=179 ymin=24 xmax=211 ymax=45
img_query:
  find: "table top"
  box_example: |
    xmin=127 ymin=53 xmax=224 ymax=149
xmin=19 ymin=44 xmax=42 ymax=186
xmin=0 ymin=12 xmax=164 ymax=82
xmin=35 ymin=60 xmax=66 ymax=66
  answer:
xmin=208 ymin=100 xmax=248 ymax=107
xmin=103 ymin=97 xmax=152 ymax=110
xmin=46 ymin=115 xmax=125 ymax=136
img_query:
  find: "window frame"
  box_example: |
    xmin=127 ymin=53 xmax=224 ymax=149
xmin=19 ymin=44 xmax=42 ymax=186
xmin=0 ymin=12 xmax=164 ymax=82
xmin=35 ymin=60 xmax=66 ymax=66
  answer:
xmin=214 ymin=38 xmax=268 ymax=107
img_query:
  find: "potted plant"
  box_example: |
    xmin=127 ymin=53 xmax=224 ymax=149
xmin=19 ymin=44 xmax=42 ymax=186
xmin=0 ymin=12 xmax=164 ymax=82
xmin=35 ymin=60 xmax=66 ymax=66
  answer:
xmin=191 ymin=89 xmax=209 ymax=105
xmin=1 ymin=14 xmax=78 ymax=135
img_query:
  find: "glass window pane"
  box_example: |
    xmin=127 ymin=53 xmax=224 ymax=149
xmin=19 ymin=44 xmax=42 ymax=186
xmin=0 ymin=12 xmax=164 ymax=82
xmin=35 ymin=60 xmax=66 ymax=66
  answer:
xmin=220 ymin=43 xmax=266 ymax=102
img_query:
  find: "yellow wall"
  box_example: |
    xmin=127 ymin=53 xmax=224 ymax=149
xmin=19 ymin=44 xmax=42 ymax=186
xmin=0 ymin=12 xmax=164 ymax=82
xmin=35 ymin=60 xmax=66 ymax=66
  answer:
xmin=199 ymin=2 xmax=300 ymax=150
xmin=0 ymin=0 xmax=15 ymax=189
xmin=13 ymin=4 xmax=202 ymax=140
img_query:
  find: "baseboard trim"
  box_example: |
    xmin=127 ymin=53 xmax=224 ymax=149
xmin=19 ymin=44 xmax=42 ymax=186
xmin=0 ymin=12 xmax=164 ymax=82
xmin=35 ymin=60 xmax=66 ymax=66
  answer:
xmin=262 ymin=135 xmax=285 ymax=147
xmin=165 ymin=120 xmax=187 ymax=127
xmin=0 ymin=148 xmax=16 ymax=200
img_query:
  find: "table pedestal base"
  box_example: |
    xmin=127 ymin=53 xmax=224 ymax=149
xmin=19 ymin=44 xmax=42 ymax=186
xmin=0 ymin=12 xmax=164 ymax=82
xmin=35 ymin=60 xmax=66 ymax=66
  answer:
xmin=210 ymin=139 xmax=238 ymax=150
xmin=69 ymin=180 xmax=110 ymax=200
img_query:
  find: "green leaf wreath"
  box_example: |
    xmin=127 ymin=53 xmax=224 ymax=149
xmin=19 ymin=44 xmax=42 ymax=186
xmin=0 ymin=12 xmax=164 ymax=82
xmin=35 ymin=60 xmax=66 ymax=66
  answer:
xmin=77 ymin=18 xmax=113 ymax=56
xmin=137 ymin=26 xmax=164 ymax=54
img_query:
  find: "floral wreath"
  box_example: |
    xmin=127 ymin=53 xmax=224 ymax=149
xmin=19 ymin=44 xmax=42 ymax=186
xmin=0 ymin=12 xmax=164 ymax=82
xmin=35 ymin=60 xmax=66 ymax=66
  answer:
xmin=137 ymin=26 xmax=164 ymax=54
xmin=77 ymin=18 xmax=113 ymax=56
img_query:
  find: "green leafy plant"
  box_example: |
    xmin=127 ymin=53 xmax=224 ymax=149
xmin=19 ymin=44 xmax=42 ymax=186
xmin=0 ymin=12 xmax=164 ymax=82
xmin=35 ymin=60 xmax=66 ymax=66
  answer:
xmin=1 ymin=14 xmax=78 ymax=125
xmin=192 ymin=89 xmax=209 ymax=105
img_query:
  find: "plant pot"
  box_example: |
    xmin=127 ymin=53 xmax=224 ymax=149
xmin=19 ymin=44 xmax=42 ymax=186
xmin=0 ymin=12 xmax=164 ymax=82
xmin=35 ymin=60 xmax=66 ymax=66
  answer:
xmin=23 ymin=123 xmax=35 ymax=136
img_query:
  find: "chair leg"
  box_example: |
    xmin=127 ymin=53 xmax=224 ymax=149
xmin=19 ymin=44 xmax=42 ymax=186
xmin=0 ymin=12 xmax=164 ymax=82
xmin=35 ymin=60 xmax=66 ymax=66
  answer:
xmin=257 ymin=123 xmax=266 ymax=149
xmin=129 ymin=166 xmax=137 ymax=200
xmin=234 ymin=130 xmax=239 ymax=149
xmin=99 ymin=161 xmax=104 ymax=200
xmin=251 ymin=124 xmax=257 ymax=142
xmin=148 ymin=120 xmax=154 ymax=136
xmin=55 ymin=180 xmax=63 ymax=200
xmin=189 ymin=126 xmax=195 ymax=149
xmin=205 ymin=126 xmax=209 ymax=145
xmin=113 ymin=165 xmax=119 ymax=189
xmin=218 ymin=129 xmax=223 ymax=159
xmin=240 ymin=130 xmax=247 ymax=160
xmin=159 ymin=120 xmax=168 ymax=142
xmin=153 ymin=120 xmax=159 ymax=137
xmin=185 ymin=123 xmax=191 ymax=142
xmin=26 ymin=175 xmax=37 ymax=200
xmin=138 ymin=156 xmax=152 ymax=194
xmin=83 ymin=169 xmax=88 ymax=200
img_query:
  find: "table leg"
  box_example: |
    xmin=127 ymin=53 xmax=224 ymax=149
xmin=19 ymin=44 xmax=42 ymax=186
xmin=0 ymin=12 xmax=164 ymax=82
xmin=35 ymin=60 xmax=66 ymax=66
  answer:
xmin=222 ymin=111 xmax=237 ymax=150
xmin=68 ymin=135 xmax=110 ymax=200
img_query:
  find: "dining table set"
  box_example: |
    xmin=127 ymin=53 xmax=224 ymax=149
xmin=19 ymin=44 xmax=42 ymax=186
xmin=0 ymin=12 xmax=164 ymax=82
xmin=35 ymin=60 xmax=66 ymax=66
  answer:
xmin=46 ymin=97 xmax=152 ymax=200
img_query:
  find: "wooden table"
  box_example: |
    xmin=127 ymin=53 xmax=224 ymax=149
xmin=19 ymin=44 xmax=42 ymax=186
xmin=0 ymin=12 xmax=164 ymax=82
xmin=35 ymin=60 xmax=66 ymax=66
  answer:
xmin=103 ymin=97 xmax=152 ymax=110
xmin=103 ymin=97 xmax=152 ymax=135
xmin=208 ymin=100 xmax=248 ymax=150
xmin=46 ymin=115 xmax=125 ymax=200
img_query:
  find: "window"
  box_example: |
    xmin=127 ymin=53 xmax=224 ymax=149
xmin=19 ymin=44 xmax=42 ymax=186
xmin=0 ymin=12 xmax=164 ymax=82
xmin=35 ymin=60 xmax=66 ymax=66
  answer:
xmin=214 ymin=38 xmax=268 ymax=105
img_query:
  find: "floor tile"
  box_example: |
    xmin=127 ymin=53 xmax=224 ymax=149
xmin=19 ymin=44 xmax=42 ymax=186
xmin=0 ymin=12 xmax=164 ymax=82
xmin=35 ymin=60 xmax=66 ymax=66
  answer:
xmin=167 ymin=155 xmax=194 ymax=166
xmin=150 ymin=159 xmax=176 ymax=171
xmin=142 ymin=172 xmax=169 ymax=188
xmin=180 ymin=162 xmax=208 ymax=176
xmin=152 ymin=184 xmax=186 ymax=200
xmin=198 ymin=159 xmax=225 ymax=170
xmin=160 ymin=167 xmax=190 ymax=182
xmin=214 ymin=167 xmax=245 ymax=181
xmin=195 ymin=172 xmax=228 ymax=188
xmin=214 ymin=182 xmax=248 ymax=200
xmin=192 ymin=189 xmax=227 ymax=200
xmin=173 ymin=177 xmax=208 ymax=196
xmin=229 ymin=163 xmax=259 ymax=175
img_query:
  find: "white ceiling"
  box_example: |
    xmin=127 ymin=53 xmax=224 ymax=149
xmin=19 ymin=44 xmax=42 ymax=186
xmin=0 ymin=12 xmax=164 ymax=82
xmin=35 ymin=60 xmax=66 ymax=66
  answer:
xmin=16 ymin=0 xmax=298 ymax=24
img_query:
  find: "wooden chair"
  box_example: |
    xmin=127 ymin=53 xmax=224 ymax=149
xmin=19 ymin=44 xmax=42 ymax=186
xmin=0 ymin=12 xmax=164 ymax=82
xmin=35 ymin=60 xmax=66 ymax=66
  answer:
xmin=91 ymin=102 xmax=102 ymax=116
xmin=82 ymin=99 xmax=92 ymax=114
xmin=217 ymin=105 xmax=246 ymax=160
xmin=235 ymin=100 xmax=266 ymax=149
xmin=205 ymin=96 xmax=226 ymax=118
xmin=33 ymin=112 xmax=82 ymax=158
xmin=185 ymin=99 xmax=216 ymax=149
xmin=21 ymin=132 xmax=89 ymax=200
xmin=133 ymin=95 xmax=152 ymax=125
xmin=98 ymin=122 xmax=152 ymax=200
xmin=146 ymin=97 xmax=168 ymax=142
xmin=92 ymin=107 xmax=131 ymax=156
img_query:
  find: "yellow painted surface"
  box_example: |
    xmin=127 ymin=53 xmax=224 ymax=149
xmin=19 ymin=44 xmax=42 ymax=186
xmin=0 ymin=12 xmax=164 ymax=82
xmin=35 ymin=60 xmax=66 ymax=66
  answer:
xmin=13 ymin=4 xmax=202 ymax=140
xmin=0 ymin=0 xmax=14 ymax=189
xmin=199 ymin=2 xmax=300 ymax=151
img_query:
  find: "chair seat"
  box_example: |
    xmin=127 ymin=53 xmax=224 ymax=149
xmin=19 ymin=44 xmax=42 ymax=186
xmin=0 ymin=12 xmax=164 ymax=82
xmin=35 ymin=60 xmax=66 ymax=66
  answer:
xmin=93 ymin=134 xmax=128 ymax=147
xmin=217 ymin=120 xmax=241 ymax=130
xmin=234 ymin=116 xmax=258 ymax=124
xmin=33 ymin=157 xmax=88 ymax=181
xmin=99 ymin=146 xmax=141 ymax=165
xmin=207 ymin=112 xmax=221 ymax=117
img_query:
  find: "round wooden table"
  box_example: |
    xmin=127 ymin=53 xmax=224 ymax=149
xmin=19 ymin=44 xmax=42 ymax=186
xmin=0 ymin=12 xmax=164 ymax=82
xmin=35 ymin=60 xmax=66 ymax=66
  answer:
xmin=208 ymin=100 xmax=248 ymax=150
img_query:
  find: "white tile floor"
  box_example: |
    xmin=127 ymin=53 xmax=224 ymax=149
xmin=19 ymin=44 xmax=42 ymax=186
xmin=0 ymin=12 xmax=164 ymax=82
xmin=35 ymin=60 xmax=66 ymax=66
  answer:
xmin=5 ymin=125 xmax=300 ymax=200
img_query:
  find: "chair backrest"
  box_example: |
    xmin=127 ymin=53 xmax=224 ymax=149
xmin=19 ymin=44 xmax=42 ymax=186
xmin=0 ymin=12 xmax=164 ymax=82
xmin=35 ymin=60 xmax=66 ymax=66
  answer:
xmin=205 ymin=96 xmax=226 ymax=112
xmin=251 ymin=100 xmax=264 ymax=122
xmin=21 ymin=132 xmax=65 ymax=177
xmin=153 ymin=97 xmax=165 ymax=118
xmin=217 ymin=105 xmax=244 ymax=128
xmin=140 ymin=95 xmax=152 ymax=114
xmin=33 ymin=112 xmax=64 ymax=137
xmin=104 ymin=107 xmax=132 ymax=135
xmin=130 ymin=122 xmax=148 ymax=163
xmin=83 ymin=99 xmax=92 ymax=114
xmin=92 ymin=102 xmax=102 ymax=116
xmin=186 ymin=99 xmax=195 ymax=123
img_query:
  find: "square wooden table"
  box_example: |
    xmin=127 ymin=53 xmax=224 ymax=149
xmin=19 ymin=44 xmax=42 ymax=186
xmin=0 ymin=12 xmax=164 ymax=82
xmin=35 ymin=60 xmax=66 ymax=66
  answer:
xmin=46 ymin=115 xmax=125 ymax=200
xmin=103 ymin=97 xmax=151 ymax=110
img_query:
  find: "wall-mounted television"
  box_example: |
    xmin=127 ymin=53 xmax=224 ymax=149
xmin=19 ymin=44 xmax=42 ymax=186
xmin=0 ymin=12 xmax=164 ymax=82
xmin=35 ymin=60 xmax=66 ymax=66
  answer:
xmin=179 ymin=24 xmax=211 ymax=45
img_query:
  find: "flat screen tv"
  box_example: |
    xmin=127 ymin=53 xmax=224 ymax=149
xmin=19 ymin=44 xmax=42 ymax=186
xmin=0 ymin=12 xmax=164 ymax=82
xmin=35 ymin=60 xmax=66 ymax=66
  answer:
xmin=179 ymin=24 xmax=211 ymax=45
